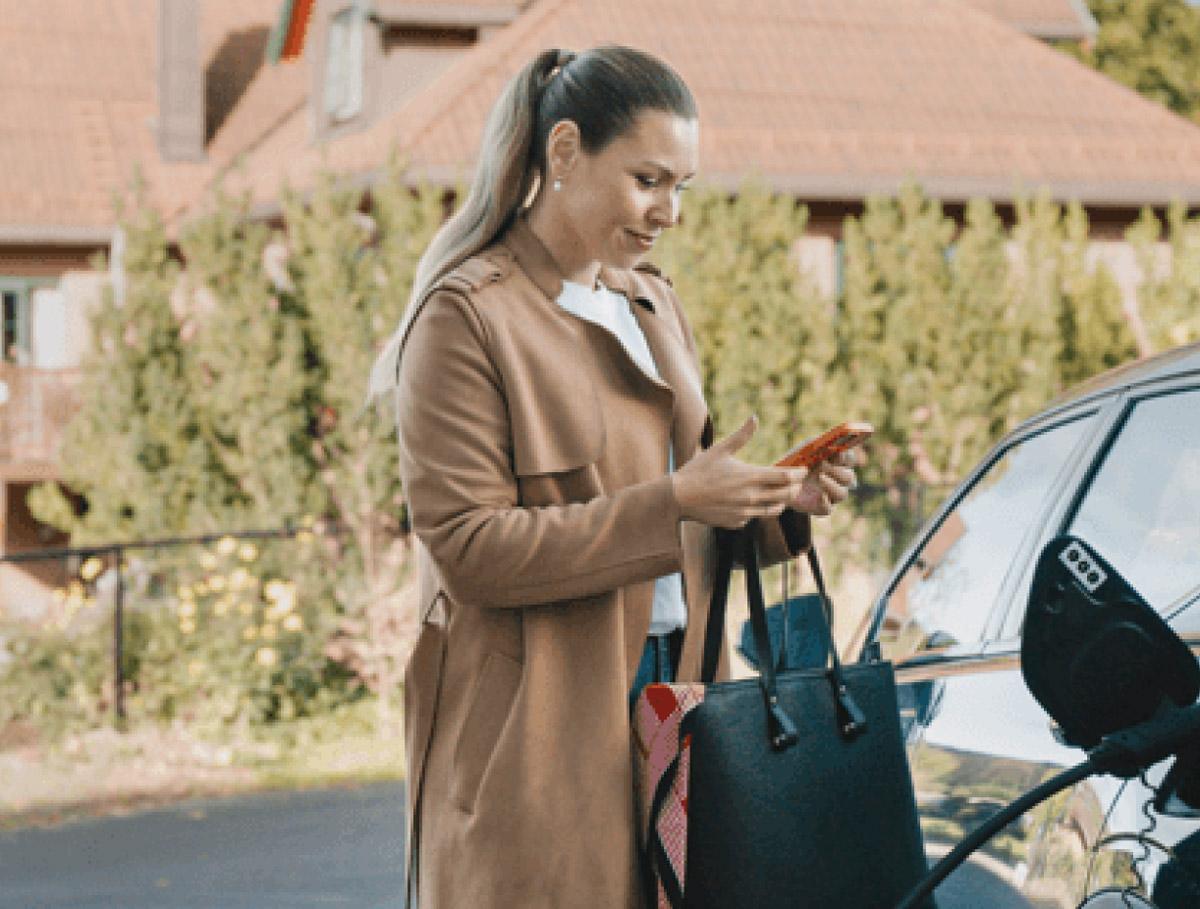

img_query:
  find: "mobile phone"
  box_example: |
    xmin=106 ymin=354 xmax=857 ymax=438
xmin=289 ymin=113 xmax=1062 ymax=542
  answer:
xmin=774 ymin=421 xmax=874 ymax=469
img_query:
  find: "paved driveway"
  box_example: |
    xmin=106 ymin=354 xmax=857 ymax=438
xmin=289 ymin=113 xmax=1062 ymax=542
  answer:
xmin=0 ymin=780 xmax=1031 ymax=906
xmin=0 ymin=782 xmax=406 ymax=908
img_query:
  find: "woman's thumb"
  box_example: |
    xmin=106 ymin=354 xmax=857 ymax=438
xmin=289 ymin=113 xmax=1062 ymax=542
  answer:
xmin=720 ymin=414 xmax=758 ymax=454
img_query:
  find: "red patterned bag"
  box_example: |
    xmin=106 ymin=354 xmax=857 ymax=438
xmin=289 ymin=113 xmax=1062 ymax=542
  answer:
xmin=632 ymin=682 xmax=706 ymax=907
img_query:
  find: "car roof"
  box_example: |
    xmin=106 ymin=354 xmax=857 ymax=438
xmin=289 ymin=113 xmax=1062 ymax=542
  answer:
xmin=1045 ymin=340 xmax=1200 ymax=411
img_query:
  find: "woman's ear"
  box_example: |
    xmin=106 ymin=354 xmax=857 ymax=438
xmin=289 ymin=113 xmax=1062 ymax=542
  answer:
xmin=546 ymin=119 xmax=582 ymax=184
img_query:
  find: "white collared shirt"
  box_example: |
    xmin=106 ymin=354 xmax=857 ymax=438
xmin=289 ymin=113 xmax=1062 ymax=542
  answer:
xmin=556 ymin=279 xmax=687 ymax=634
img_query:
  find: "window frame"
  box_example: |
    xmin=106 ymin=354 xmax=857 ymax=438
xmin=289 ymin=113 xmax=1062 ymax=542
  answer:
xmin=995 ymin=376 xmax=1200 ymax=640
xmin=860 ymin=402 xmax=1110 ymax=661
xmin=1056 ymin=380 xmax=1200 ymax=609
xmin=323 ymin=3 xmax=367 ymax=124
xmin=0 ymin=276 xmax=54 ymax=364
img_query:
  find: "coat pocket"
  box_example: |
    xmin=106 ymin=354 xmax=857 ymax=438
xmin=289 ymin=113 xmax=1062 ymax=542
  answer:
xmin=450 ymin=651 xmax=523 ymax=814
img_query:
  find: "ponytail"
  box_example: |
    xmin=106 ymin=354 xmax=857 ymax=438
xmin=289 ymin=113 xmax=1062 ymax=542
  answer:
xmin=364 ymin=48 xmax=568 ymax=408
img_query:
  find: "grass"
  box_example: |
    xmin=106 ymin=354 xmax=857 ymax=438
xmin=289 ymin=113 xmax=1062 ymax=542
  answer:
xmin=0 ymin=699 xmax=404 ymax=831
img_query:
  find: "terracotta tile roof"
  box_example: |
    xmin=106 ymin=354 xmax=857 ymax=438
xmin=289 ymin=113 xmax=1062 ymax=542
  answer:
xmin=0 ymin=0 xmax=301 ymax=240
xmin=957 ymin=0 xmax=1097 ymax=38
xmin=187 ymin=0 xmax=1200 ymax=219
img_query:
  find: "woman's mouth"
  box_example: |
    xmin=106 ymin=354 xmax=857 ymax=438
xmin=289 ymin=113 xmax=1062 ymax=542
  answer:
xmin=626 ymin=229 xmax=657 ymax=251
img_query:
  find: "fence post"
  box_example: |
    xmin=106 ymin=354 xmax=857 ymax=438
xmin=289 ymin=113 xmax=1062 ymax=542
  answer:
xmin=113 ymin=545 xmax=126 ymax=728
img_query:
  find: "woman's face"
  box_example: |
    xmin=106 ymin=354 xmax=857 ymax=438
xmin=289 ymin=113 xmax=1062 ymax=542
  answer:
xmin=552 ymin=110 xmax=699 ymax=272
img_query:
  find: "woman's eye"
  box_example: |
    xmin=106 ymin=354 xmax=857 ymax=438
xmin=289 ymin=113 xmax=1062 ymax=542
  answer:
xmin=635 ymin=174 xmax=658 ymax=189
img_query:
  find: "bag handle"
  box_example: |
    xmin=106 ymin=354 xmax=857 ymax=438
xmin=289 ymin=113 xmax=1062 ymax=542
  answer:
xmin=778 ymin=556 xmax=790 ymax=673
xmin=701 ymin=522 xmax=866 ymax=745
xmin=699 ymin=526 xmax=737 ymax=683
xmin=805 ymin=545 xmax=867 ymax=737
xmin=741 ymin=530 xmax=801 ymax=748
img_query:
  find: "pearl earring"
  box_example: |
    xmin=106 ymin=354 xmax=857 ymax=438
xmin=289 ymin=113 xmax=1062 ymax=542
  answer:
xmin=552 ymin=178 xmax=562 ymax=192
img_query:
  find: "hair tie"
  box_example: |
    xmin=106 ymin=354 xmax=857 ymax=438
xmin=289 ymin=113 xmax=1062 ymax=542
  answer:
xmin=542 ymin=49 xmax=577 ymax=88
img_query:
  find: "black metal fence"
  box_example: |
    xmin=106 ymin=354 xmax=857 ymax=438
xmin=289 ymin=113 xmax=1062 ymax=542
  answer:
xmin=0 ymin=523 xmax=303 ymax=727
xmin=0 ymin=482 xmax=956 ymax=730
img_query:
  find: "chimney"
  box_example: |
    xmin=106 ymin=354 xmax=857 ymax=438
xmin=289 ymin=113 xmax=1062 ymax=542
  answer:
xmin=157 ymin=0 xmax=205 ymax=161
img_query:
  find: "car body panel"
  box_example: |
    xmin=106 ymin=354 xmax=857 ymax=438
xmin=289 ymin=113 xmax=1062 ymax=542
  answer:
xmin=859 ymin=343 xmax=1200 ymax=907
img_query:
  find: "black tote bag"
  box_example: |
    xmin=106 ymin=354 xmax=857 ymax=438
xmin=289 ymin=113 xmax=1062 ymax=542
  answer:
xmin=648 ymin=522 xmax=933 ymax=908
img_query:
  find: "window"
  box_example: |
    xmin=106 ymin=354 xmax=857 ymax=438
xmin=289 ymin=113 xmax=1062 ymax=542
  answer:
xmin=324 ymin=4 xmax=366 ymax=122
xmin=1068 ymin=388 xmax=1200 ymax=612
xmin=879 ymin=414 xmax=1096 ymax=660
xmin=1 ymin=278 xmax=41 ymax=364
xmin=381 ymin=25 xmax=476 ymax=51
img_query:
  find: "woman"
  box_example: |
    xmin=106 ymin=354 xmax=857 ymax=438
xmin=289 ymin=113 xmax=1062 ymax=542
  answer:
xmin=367 ymin=45 xmax=859 ymax=908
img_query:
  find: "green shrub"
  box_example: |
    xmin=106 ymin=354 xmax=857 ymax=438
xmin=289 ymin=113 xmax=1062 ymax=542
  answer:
xmin=9 ymin=166 xmax=1199 ymax=740
xmin=0 ymin=624 xmax=110 ymax=739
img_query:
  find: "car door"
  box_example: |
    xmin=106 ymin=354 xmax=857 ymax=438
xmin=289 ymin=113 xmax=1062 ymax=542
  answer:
xmin=867 ymin=404 xmax=1111 ymax=908
xmin=1017 ymin=381 xmax=1200 ymax=907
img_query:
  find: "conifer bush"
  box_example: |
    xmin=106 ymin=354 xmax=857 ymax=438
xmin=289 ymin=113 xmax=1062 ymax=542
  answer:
xmin=4 ymin=168 xmax=1198 ymax=739
xmin=11 ymin=158 xmax=442 ymax=739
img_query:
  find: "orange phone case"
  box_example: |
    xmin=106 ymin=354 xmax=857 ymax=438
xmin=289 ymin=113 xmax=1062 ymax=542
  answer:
xmin=774 ymin=421 xmax=874 ymax=469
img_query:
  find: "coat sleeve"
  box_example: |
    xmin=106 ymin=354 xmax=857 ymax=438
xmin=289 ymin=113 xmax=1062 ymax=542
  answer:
xmin=394 ymin=289 xmax=685 ymax=609
xmin=657 ymin=281 xmax=811 ymax=569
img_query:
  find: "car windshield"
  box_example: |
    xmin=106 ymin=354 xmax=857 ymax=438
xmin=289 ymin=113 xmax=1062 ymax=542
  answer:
xmin=877 ymin=414 xmax=1096 ymax=661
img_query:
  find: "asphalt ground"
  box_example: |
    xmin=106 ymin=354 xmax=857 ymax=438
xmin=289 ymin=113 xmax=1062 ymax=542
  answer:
xmin=0 ymin=781 xmax=1029 ymax=907
xmin=0 ymin=782 xmax=406 ymax=908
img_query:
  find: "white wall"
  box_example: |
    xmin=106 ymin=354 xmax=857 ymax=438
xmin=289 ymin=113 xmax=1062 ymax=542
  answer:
xmin=793 ymin=235 xmax=837 ymax=298
xmin=31 ymin=271 xmax=106 ymax=370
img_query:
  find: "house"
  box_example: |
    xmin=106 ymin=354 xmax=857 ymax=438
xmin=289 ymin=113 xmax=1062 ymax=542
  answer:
xmin=0 ymin=0 xmax=1193 ymax=617
xmin=181 ymin=0 xmax=1195 ymax=301
xmin=0 ymin=0 xmax=303 ymax=610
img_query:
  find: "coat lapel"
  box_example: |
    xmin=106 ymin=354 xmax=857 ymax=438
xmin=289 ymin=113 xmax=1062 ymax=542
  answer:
xmin=504 ymin=213 xmax=710 ymax=470
xmin=599 ymin=265 xmax=710 ymax=467
xmin=501 ymin=217 xmax=710 ymax=466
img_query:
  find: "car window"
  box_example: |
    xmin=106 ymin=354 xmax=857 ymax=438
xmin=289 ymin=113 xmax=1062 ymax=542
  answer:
xmin=1068 ymin=387 xmax=1200 ymax=613
xmin=879 ymin=415 xmax=1095 ymax=661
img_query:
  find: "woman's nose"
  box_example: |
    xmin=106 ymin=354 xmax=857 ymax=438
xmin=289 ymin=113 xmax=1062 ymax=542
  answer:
xmin=649 ymin=192 xmax=678 ymax=228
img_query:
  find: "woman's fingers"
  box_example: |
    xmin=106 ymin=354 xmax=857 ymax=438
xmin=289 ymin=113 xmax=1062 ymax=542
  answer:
xmin=804 ymin=487 xmax=832 ymax=516
xmin=676 ymin=438 xmax=862 ymax=527
xmin=833 ymin=446 xmax=867 ymax=468
xmin=714 ymin=414 xmax=758 ymax=456
xmin=768 ymin=466 xmax=809 ymax=487
xmin=747 ymin=464 xmax=855 ymax=516
xmin=745 ymin=467 xmax=807 ymax=505
xmin=818 ymin=471 xmax=850 ymax=504
xmin=819 ymin=463 xmax=857 ymax=489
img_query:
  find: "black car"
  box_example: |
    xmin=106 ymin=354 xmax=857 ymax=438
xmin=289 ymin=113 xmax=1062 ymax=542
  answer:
xmin=853 ymin=341 xmax=1200 ymax=908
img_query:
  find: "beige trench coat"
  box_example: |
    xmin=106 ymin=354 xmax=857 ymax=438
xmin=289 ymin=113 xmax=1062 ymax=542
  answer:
xmin=393 ymin=217 xmax=810 ymax=908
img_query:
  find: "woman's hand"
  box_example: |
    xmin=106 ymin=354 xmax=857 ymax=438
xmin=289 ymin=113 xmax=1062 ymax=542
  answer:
xmin=671 ymin=415 xmax=860 ymax=528
xmin=794 ymin=453 xmax=858 ymax=516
